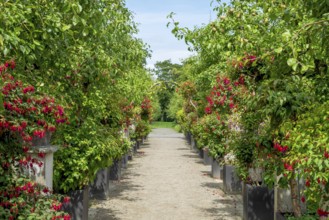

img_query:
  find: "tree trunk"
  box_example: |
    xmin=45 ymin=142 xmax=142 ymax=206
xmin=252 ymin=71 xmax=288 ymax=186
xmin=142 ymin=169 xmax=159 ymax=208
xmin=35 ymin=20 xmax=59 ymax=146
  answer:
xmin=290 ymin=170 xmax=302 ymax=218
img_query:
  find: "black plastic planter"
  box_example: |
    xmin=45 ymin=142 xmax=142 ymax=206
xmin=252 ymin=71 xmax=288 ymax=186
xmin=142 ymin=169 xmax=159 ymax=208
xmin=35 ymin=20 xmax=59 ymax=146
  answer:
xmin=242 ymin=183 xmax=274 ymax=220
xmin=89 ymin=168 xmax=109 ymax=200
xmin=186 ymin=132 xmax=192 ymax=145
xmin=203 ymin=148 xmax=213 ymax=165
xmin=62 ymin=185 xmax=89 ymax=220
xmin=198 ymin=148 xmax=204 ymax=159
xmin=211 ymin=160 xmax=223 ymax=179
xmin=121 ymin=154 xmax=128 ymax=169
xmin=109 ymin=159 xmax=122 ymax=181
xmin=223 ymin=165 xmax=242 ymax=193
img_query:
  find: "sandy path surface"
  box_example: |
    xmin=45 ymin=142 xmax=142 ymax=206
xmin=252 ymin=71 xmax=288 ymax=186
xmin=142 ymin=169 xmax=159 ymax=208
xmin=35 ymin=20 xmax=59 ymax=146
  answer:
xmin=89 ymin=128 xmax=242 ymax=220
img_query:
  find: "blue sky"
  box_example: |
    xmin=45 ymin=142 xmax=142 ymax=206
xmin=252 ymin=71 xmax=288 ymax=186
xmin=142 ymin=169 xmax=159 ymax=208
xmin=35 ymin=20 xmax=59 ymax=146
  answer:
xmin=125 ymin=0 xmax=221 ymax=68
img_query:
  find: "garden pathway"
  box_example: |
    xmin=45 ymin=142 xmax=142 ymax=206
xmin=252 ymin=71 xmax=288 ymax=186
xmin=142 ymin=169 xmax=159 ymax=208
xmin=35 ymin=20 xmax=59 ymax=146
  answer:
xmin=89 ymin=128 xmax=242 ymax=220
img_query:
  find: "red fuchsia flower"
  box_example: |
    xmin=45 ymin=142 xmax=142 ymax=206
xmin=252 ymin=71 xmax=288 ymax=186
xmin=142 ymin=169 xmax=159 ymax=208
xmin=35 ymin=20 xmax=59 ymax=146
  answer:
xmin=42 ymin=106 xmax=53 ymax=114
xmin=274 ymin=142 xmax=288 ymax=153
xmin=234 ymin=81 xmax=240 ymax=87
xmin=317 ymin=209 xmax=329 ymax=217
xmin=23 ymin=135 xmax=33 ymax=142
xmin=63 ymin=196 xmax=70 ymax=204
xmin=229 ymin=102 xmax=235 ymax=109
xmin=205 ymin=106 xmax=212 ymax=114
xmin=324 ymin=151 xmax=329 ymax=159
xmin=63 ymin=215 xmax=71 ymax=220
xmin=42 ymin=187 xmax=50 ymax=194
xmin=48 ymin=126 xmax=56 ymax=132
xmin=238 ymin=75 xmax=245 ymax=85
xmin=33 ymin=130 xmax=45 ymax=138
xmin=206 ymin=96 xmax=214 ymax=106
xmin=305 ymin=179 xmax=311 ymax=187
xmin=223 ymin=78 xmax=230 ymax=85
xmin=38 ymin=152 xmax=46 ymax=158
xmin=21 ymin=121 xmax=27 ymax=128
xmin=301 ymin=196 xmax=306 ymax=203
xmin=23 ymin=85 xmax=35 ymax=94
xmin=57 ymin=105 xmax=64 ymax=116
xmin=22 ymin=146 xmax=29 ymax=153
xmin=51 ymin=202 xmax=62 ymax=211
xmin=284 ymin=163 xmax=293 ymax=171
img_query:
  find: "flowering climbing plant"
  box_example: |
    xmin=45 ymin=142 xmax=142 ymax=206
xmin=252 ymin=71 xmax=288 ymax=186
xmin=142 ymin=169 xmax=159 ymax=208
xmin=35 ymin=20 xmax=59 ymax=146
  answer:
xmin=0 ymin=61 xmax=70 ymax=219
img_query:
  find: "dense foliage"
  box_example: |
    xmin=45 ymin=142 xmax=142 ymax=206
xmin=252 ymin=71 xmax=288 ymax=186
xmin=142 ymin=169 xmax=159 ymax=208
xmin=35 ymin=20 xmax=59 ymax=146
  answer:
xmin=169 ymin=0 xmax=329 ymax=217
xmin=1 ymin=0 xmax=156 ymax=218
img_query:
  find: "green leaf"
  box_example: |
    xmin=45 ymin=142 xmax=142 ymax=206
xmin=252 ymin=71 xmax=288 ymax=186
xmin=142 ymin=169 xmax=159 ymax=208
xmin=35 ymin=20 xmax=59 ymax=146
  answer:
xmin=62 ymin=24 xmax=72 ymax=31
xmin=287 ymin=58 xmax=297 ymax=67
xmin=274 ymin=47 xmax=282 ymax=54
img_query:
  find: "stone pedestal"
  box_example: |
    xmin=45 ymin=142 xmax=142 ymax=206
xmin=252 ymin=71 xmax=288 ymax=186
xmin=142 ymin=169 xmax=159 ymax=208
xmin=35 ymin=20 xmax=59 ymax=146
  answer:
xmin=27 ymin=146 xmax=58 ymax=190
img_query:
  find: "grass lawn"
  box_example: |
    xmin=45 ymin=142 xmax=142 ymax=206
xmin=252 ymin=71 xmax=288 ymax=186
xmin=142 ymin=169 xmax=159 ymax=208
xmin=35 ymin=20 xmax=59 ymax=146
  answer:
xmin=151 ymin=121 xmax=175 ymax=129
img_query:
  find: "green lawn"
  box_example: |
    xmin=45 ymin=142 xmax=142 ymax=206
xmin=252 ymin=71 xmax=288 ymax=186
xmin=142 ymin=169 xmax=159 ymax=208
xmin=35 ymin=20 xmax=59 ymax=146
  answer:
xmin=150 ymin=121 xmax=175 ymax=129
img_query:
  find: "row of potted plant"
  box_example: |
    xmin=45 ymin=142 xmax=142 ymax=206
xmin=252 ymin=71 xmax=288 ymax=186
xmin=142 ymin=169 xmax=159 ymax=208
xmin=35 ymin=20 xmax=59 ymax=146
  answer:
xmin=0 ymin=1 xmax=156 ymax=219
xmin=168 ymin=0 xmax=329 ymax=219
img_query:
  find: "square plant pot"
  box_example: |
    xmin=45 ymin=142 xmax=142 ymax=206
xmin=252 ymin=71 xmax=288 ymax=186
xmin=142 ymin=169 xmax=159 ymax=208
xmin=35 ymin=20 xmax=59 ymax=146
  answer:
xmin=203 ymin=148 xmax=213 ymax=165
xmin=242 ymin=183 xmax=274 ymax=220
xmin=211 ymin=160 xmax=223 ymax=179
xmin=109 ymin=159 xmax=122 ymax=181
xmin=198 ymin=148 xmax=204 ymax=159
xmin=186 ymin=132 xmax=192 ymax=145
xmin=223 ymin=165 xmax=242 ymax=194
xmin=89 ymin=168 xmax=109 ymax=200
xmin=121 ymin=154 xmax=128 ymax=169
xmin=276 ymin=176 xmax=306 ymax=214
xmin=62 ymin=185 xmax=89 ymax=220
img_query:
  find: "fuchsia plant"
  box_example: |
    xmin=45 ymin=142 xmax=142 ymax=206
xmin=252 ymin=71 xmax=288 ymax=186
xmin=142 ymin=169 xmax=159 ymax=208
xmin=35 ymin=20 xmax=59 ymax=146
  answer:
xmin=0 ymin=60 xmax=70 ymax=219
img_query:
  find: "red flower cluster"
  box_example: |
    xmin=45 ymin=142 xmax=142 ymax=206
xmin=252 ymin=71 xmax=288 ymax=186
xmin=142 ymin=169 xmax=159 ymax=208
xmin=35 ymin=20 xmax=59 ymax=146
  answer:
xmin=204 ymin=75 xmax=244 ymax=115
xmin=51 ymin=202 xmax=62 ymax=211
xmin=141 ymin=98 xmax=152 ymax=110
xmin=0 ymin=62 xmax=68 ymax=154
xmin=317 ymin=209 xmax=329 ymax=217
xmin=324 ymin=150 xmax=329 ymax=159
xmin=284 ymin=163 xmax=293 ymax=171
xmin=231 ymin=54 xmax=258 ymax=70
xmin=0 ymin=60 xmax=15 ymax=73
xmin=141 ymin=97 xmax=152 ymax=121
xmin=273 ymin=142 xmax=288 ymax=153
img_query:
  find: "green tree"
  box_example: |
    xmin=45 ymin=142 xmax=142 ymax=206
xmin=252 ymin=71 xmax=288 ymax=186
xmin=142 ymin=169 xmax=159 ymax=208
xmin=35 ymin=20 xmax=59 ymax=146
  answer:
xmin=154 ymin=60 xmax=182 ymax=121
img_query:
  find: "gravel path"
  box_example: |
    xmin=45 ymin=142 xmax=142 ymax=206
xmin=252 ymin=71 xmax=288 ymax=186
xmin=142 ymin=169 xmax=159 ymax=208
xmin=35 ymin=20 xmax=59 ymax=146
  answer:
xmin=89 ymin=128 xmax=242 ymax=220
